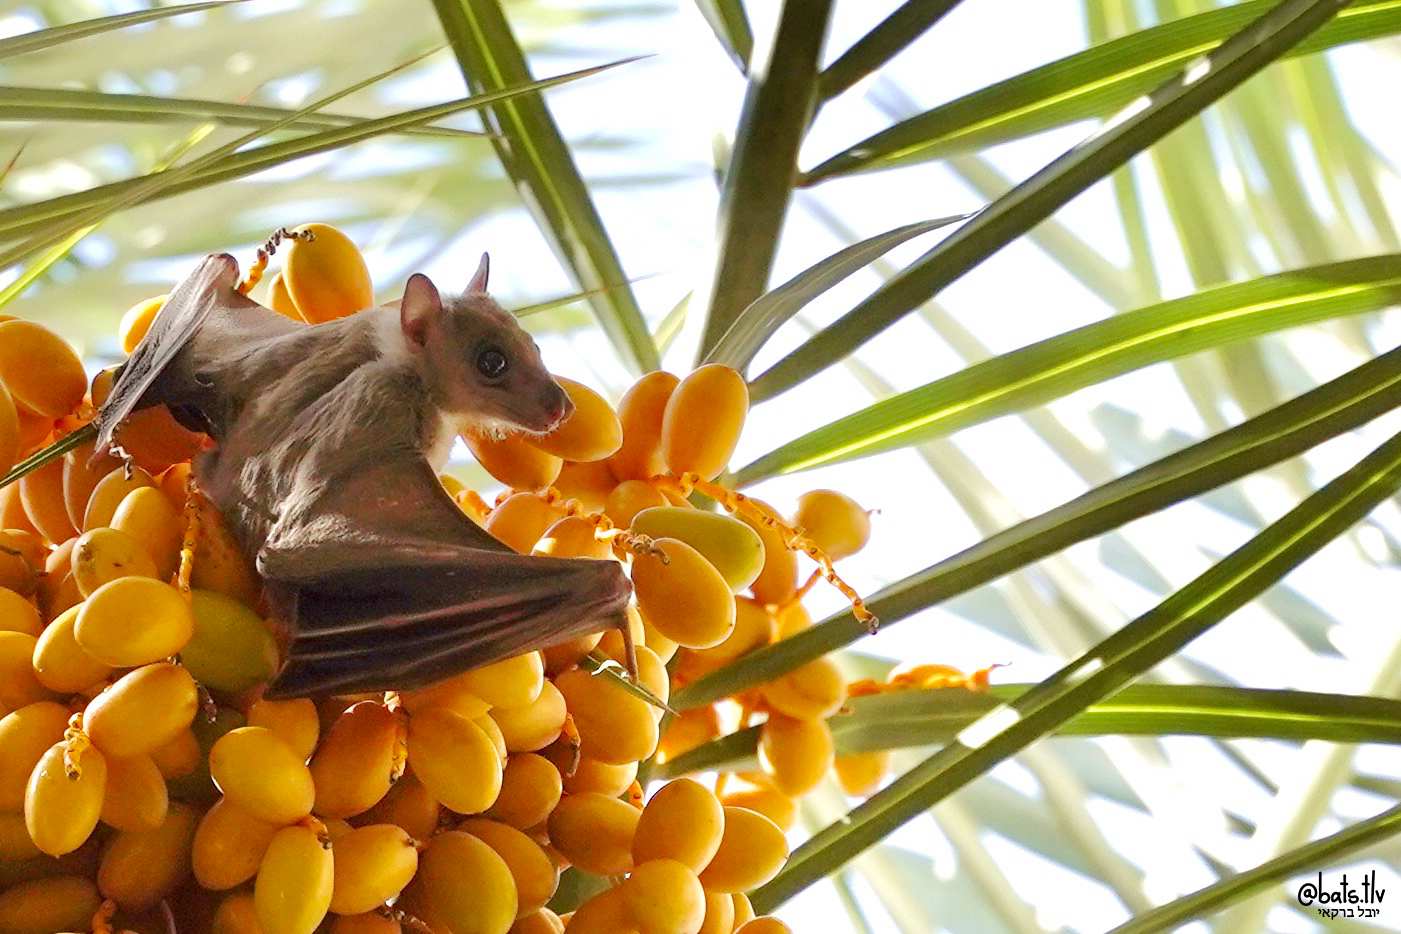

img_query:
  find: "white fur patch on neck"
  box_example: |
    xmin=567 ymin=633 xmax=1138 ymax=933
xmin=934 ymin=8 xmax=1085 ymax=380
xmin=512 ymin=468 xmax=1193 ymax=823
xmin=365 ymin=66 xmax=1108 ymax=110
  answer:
xmin=370 ymin=306 xmax=417 ymax=369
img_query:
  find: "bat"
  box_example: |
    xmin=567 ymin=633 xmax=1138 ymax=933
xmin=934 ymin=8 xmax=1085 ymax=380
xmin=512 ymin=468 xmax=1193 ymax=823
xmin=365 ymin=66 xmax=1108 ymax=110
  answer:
xmin=89 ymin=250 xmax=633 ymax=698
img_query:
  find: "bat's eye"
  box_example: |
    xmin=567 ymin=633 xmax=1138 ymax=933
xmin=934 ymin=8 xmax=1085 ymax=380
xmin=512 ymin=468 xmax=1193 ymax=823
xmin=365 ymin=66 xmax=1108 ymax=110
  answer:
xmin=477 ymin=347 xmax=508 ymax=379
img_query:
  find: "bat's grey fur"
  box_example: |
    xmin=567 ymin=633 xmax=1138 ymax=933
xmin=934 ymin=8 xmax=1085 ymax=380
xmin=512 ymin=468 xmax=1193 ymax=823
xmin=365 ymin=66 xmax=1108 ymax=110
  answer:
xmin=96 ymin=253 xmax=630 ymax=697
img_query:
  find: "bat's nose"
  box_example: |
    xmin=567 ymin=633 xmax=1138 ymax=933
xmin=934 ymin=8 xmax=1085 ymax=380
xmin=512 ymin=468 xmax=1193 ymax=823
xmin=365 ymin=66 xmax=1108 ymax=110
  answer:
xmin=542 ymin=384 xmax=573 ymax=427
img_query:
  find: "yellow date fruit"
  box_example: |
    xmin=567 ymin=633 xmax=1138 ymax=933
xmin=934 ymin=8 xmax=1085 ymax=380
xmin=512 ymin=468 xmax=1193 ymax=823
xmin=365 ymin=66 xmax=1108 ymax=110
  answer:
xmin=110 ymin=486 xmax=183 ymax=581
xmin=99 ymin=753 xmax=169 ymax=832
xmin=0 ymin=631 xmax=52 ymax=709
xmin=718 ymin=780 xmax=795 ymax=833
xmin=329 ymin=823 xmax=419 ymax=915
xmin=76 ymin=576 xmax=192 ymax=667
xmin=604 ymin=479 xmax=669 ymax=529
xmin=486 ymin=492 xmax=567 ymax=555
xmin=555 ymin=666 xmax=657 ymax=765
xmin=61 ymin=440 xmax=121 ymax=532
xmin=0 ymin=383 xmax=17 ymax=482
xmin=210 ymin=727 xmax=315 ymax=825
xmin=408 ymin=830 xmax=518 ymax=934
xmin=0 ymin=875 xmax=102 ymax=934
xmin=192 ymin=797 xmax=281 ymax=891
xmin=0 ymin=320 xmax=86 ymax=417
xmin=460 ymin=817 xmax=559 ymax=917
xmin=546 ymin=791 xmax=640 ymax=876
xmin=759 ymin=656 xmax=846 ymax=720
xmin=697 ymin=807 xmax=788 ymax=893
xmin=357 ymin=772 xmax=440 ymax=842
xmin=70 ymin=527 xmax=159 ymax=598
xmin=456 ymin=651 xmax=545 ymax=710
xmin=489 ymin=680 xmax=567 ymax=753
xmin=82 ymin=465 xmax=154 ymax=532
xmin=757 ymin=714 xmax=833 ymax=797
xmin=407 ymin=707 xmax=502 ymax=815
xmin=632 ymin=778 xmax=723 ymax=873
xmin=533 ymin=516 xmax=611 ymax=561
xmin=182 ymin=589 xmax=278 ymax=693
xmin=118 ymin=295 xmax=167 ymax=354
xmin=255 ymin=821 xmax=335 ymax=934
xmin=834 ymin=749 xmax=891 ymax=797
xmin=608 ymin=370 xmax=679 ymax=482
xmin=189 ymin=497 xmax=263 ymax=607
xmin=0 ymin=701 xmax=69 ymax=811
xmin=247 ymin=697 xmax=320 ymax=761
xmin=631 ymin=538 xmax=735 ymax=649
xmin=629 ymin=508 xmax=764 ymax=593
xmin=311 ymin=701 xmax=400 ymax=819
xmin=19 ymin=456 xmax=76 ymax=544
xmin=85 ymin=662 xmax=198 ymax=758
xmin=563 ymin=756 xmax=636 ymax=798
xmin=486 ymin=753 xmax=561 ymax=830
xmin=466 ymin=431 xmax=563 ymax=492
xmin=283 ymin=222 xmax=374 ymax=324
xmin=0 ymin=529 xmax=43 ymax=596
xmin=531 ymin=378 xmax=622 ymax=462
xmin=0 ymin=588 xmax=40 ymax=637
xmin=695 ymin=891 xmax=734 ymax=934
xmin=564 ymin=886 xmax=637 ymax=934
xmin=740 ymin=502 xmax=798 ymax=606
xmin=96 ymin=800 xmax=198 ymax=912
xmin=266 ymin=272 xmax=302 ymax=321
xmin=794 ymin=489 xmax=870 ymax=560
xmin=660 ymin=365 xmax=746 ymax=481
xmin=623 ymin=859 xmax=706 ymax=934
xmin=551 ymin=458 xmax=615 ymax=512
xmin=736 ymin=920 xmax=791 ymax=934
xmin=24 ymin=740 xmax=107 ymax=856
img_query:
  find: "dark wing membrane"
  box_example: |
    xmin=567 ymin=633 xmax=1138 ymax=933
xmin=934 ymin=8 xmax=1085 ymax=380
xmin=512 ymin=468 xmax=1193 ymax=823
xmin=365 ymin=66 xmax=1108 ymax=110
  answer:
xmin=259 ymin=457 xmax=632 ymax=698
xmin=95 ymin=253 xmax=281 ymax=452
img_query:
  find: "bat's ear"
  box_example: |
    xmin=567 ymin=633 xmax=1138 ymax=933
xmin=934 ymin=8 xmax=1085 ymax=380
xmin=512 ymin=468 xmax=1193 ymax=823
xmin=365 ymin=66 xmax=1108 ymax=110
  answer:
xmin=400 ymin=273 xmax=442 ymax=348
xmin=467 ymin=252 xmax=490 ymax=294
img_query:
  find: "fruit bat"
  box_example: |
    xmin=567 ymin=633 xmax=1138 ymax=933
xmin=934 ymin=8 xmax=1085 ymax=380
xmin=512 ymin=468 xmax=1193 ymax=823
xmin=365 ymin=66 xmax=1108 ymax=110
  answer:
xmin=89 ymin=252 xmax=632 ymax=699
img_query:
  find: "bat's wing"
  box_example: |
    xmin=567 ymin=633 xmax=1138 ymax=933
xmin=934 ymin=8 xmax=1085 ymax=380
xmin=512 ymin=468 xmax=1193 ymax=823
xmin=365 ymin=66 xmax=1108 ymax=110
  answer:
xmin=94 ymin=253 xmax=291 ymax=453
xmin=258 ymin=456 xmax=632 ymax=699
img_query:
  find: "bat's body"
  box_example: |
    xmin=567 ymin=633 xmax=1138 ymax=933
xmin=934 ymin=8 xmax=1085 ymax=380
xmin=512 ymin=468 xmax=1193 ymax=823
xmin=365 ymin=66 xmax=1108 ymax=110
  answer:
xmin=96 ymin=253 xmax=631 ymax=698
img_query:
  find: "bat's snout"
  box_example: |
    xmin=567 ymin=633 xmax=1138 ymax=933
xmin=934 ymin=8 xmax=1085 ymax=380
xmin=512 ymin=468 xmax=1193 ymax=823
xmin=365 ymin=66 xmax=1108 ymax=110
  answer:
xmin=540 ymin=383 xmax=573 ymax=431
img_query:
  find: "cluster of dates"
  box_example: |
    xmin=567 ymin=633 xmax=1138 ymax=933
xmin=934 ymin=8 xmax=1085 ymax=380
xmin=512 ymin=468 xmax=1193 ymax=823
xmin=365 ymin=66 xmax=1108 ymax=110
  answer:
xmin=0 ymin=224 xmax=985 ymax=934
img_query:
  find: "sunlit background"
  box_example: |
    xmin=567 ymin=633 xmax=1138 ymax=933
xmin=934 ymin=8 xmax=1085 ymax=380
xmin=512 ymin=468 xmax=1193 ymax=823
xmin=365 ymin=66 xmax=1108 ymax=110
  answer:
xmin=4 ymin=0 xmax=1401 ymax=930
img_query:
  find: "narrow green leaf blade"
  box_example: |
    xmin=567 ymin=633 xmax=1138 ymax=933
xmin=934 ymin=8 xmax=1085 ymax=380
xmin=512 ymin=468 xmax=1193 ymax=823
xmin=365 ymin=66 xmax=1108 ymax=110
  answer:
xmin=0 ymin=1 xmax=242 ymax=59
xmin=749 ymin=0 xmax=1355 ymax=401
xmin=0 ymin=85 xmax=484 ymax=139
xmin=806 ymin=0 xmax=1401 ymax=179
xmin=657 ymin=684 xmax=1401 ymax=777
xmin=751 ymin=426 xmax=1401 ymax=911
xmin=674 ymin=340 xmax=1401 ymax=710
xmin=704 ymin=214 xmax=969 ymax=369
xmin=696 ymin=0 xmax=833 ymax=358
xmin=0 ymin=63 xmax=618 ymax=246
xmin=431 ymin=0 xmax=659 ymax=373
xmin=736 ymin=255 xmax=1401 ymax=483
xmin=692 ymin=0 xmax=754 ymax=73
xmin=817 ymin=0 xmax=965 ymax=102
xmin=1112 ymin=804 xmax=1401 ymax=932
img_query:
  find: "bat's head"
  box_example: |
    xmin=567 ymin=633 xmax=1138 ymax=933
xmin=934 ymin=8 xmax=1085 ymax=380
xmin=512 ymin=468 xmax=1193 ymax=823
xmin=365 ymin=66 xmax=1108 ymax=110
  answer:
xmin=399 ymin=254 xmax=573 ymax=435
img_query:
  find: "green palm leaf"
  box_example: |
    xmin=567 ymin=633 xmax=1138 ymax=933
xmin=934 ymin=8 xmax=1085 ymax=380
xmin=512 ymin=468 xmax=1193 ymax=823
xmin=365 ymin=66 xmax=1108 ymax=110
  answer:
xmin=0 ymin=1 xmax=244 ymax=60
xmin=657 ymin=684 xmax=1401 ymax=778
xmin=674 ymin=339 xmax=1401 ymax=709
xmin=735 ymin=255 xmax=1401 ymax=483
xmin=804 ymin=0 xmax=1401 ymax=180
xmin=431 ymin=0 xmax=659 ymax=373
xmin=750 ymin=425 xmax=1401 ymax=911
xmin=746 ymin=0 xmax=1355 ymax=402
